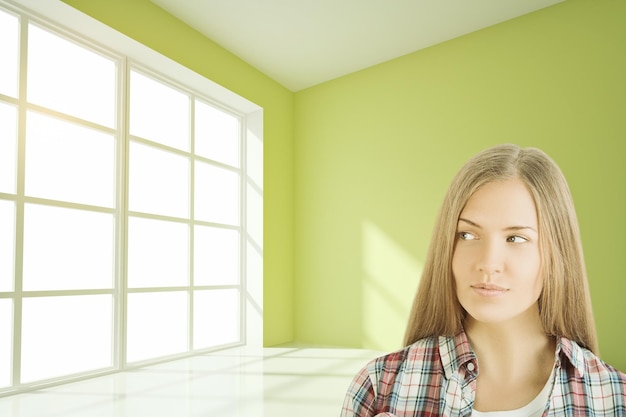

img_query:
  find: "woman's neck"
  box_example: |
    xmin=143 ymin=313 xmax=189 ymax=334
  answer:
xmin=465 ymin=307 xmax=556 ymax=411
xmin=465 ymin=306 xmax=555 ymax=381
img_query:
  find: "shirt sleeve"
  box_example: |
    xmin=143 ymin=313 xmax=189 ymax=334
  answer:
xmin=340 ymin=366 xmax=378 ymax=417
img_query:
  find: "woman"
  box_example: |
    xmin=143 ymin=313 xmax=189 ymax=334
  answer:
xmin=341 ymin=144 xmax=626 ymax=416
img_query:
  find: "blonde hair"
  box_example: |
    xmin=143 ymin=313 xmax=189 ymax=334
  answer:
xmin=403 ymin=144 xmax=598 ymax=354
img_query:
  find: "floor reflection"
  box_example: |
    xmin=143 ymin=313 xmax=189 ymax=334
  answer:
xmin=0 ymin=346 xmax=382 ymax=417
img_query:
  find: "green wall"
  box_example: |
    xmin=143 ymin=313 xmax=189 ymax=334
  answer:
xmin=294 ymin=0 xmax=626 ymax=371
xmin=61 ymin=0 xmax=295 ymax=347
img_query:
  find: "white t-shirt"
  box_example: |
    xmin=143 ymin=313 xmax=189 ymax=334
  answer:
xmin=472 ymin=367 xmax=555 ymax=417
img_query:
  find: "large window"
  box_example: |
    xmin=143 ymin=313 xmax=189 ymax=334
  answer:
xmin=0 ymin=0 xmax=262 ymax=396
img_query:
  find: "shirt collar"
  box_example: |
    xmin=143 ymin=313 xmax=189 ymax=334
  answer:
xmin=439 ymin=330 xmax=477 ymax=380
xmin=438 ymin=330 xmax=587 ymax=379
xmin=555 ymin=336 xmax=586 ymax=377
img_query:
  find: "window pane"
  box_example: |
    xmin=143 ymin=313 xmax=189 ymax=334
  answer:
xmin=21 ymin=295 xmax=113 ymax=383
xmin=0 ymin=299 xmax=11 ymax=388
xmin=130 ymin=71 xmax=189 ymax=151
xmin=0 ymin=102 xmax=17 ymax=194
xmin=129 ymin=142 xmax=189 ymax=218
xmin=0 ymin=9 xmax=19 ymax=98
xmin=25 ymin=112 xmax=115 ymax=207
xmin=193 ymin=289 xmax=239 ymax=349
xmin=22 ymin=204 xmax=114 ymax=291
xmin=27 ymin=24 xmax=115 ymax=127
xmin=0 ymin=200 xmax=15 ymax=292
xmin=195 ymin=100 xmax=240 ymax=167
xmin=128 ymin=217 xmax=188 ymax=288
xmin=127 ymin=292 xmax=187 ymax=363
xmin=194 ymin=226 xmax=239 ymax=286
xmin=195 ymin=162 xmax=240 ymax=225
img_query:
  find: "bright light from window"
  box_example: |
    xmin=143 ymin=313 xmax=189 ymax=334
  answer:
xmin=0 ymin=299 xmax=11 ymax=388
xmin=193 ymin=289 xmax=240 ymax=349
xmin=129 ymin=141 xmax=190 ymax=218
xmin=194 ymin=226 xmax=239 ymax=285
xmin=0 ymin=9 xmax=18 ymax=98
xmin=0 ymin=102 xmax=17 ymax=195
xmin=27 ymin=24 xmax=116 ymax=127
xmin=0 ymin=0 xmax=259 ymax=394
xmin=22 ymin=204 xmax=114 ymax=291
xmin=21 ymin=295 xmax=113 ymax=383
xmin=195 ymin=161 xmax=240 ymax=226
xmin=0 ymin=200 xmax=15 ymax=292
xmin=130 ymin=70 xmax=190 ymax=151
xmin=25 ymin=111 xmax=116 ymax=208
xmin=195 ymin=100 xmax=240 ymax=167
xmin=127 ymin=292 xmax=188 ymax=363
xmin=127 ymin=216 xmax=189 ymax=288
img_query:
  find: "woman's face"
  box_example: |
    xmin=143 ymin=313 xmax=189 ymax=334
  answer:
xmin=452 ymin=179 xmax=542 ymax=325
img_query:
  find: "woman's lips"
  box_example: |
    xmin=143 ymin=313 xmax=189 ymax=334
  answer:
xmin=471 ymin=283 xmax=509 ymax=297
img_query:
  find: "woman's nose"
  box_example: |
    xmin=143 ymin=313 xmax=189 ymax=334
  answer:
xmin=477 ymin=262 xmax=502 ymax=275
xmin=476 ymin=241 xmax=503 ymax=275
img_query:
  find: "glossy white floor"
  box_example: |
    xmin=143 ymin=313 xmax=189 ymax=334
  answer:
xmin=0 ymin=346 xmax=382 ymax=417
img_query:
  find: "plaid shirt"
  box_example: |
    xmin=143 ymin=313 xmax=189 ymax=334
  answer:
xmin=341 ymin=331 xmax=626 ymax=416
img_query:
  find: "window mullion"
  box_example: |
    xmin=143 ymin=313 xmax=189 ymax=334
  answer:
xmin=11 ymin=12 xmax=30 ymax=390
xmin=189 ymin=97 xmax=195 ymax=353
xmin=239 ymin=117 xmax=247 ymax=344
xmin=116 ymin=57 xmax=130 ymax=370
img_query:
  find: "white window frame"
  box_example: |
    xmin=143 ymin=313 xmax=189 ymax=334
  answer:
xmin=0 ymin=0 xmax=263 ymax=396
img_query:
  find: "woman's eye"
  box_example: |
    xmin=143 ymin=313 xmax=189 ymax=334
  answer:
xmin=459 ymin=232 xmax=476 ymax=241
xmin=507 ymin=235 xmax=528 ymax=243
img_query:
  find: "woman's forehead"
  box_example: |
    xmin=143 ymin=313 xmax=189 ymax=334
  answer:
xmin=459 ymin=179 xmax=538 ymax=229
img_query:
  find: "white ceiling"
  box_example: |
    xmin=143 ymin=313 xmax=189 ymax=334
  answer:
xmin=152 ymin=0 xmax=564 ymax=92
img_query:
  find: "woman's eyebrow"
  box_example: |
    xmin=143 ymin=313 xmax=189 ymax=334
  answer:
xmin=504 ymin=225 xmax=538 ymax=233
xmin=458 ymin=218 xmax=480 ymax=228
xmin=458 ymin=218 xmax=537 ymax=233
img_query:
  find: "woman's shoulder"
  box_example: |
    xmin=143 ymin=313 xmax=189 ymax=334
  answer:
xmin=365 ymin=335 xmax=443 ymax=375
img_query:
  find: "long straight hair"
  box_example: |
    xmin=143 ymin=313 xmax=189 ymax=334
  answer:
xmin=403 ymin=144 xmax=598 ymax=354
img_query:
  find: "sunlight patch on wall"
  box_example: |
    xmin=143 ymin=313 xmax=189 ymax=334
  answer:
xmin=361 ymin=221 xmax=423 ymax=351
